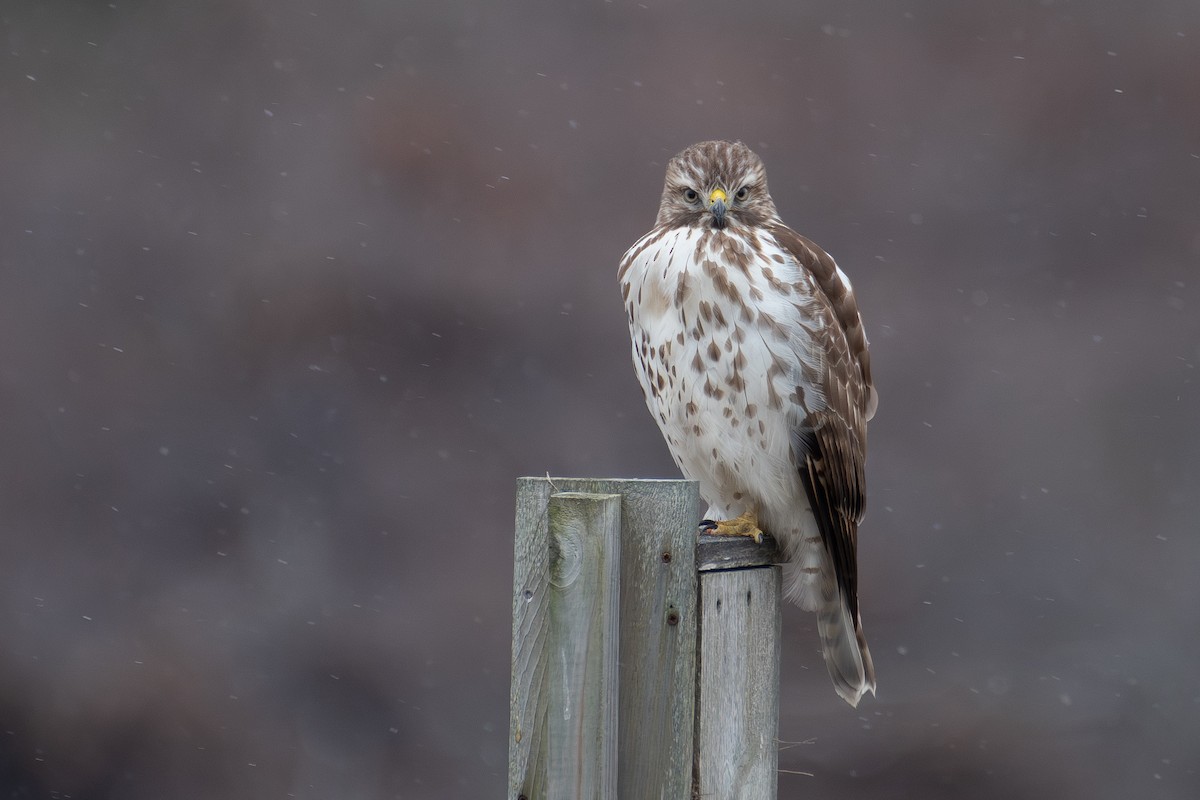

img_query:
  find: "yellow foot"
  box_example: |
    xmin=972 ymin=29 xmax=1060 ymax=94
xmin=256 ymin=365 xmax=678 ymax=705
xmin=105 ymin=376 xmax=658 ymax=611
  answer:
xmin=699 ymin=510 xmax=764 ymax=544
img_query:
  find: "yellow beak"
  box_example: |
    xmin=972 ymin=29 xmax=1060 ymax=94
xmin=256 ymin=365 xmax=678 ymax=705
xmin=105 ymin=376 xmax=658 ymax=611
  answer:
xmin=707 ymin=187 xmax=729 ymax=228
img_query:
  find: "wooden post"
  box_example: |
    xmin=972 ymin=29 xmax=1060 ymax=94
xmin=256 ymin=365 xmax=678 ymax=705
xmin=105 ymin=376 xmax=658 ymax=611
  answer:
xmin=544 ymin=492 xmax=621 ymax=798
xmin=509 ymin=478 xmax=781 ymax=800
xmin=694 ymin=534 xmax=782 ymax=799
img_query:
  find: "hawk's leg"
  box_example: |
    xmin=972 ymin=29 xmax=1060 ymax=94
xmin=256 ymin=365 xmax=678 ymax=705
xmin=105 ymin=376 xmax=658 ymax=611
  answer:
xmin=699 ymin=509 xmax=764 ymax=544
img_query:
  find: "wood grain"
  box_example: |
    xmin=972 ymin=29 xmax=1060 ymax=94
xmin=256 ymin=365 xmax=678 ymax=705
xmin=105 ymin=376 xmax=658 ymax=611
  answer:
xmin=510 ymin=478 xmax=700 ymax=800
xmin=694 ymin=565 xmax=782 ymax=800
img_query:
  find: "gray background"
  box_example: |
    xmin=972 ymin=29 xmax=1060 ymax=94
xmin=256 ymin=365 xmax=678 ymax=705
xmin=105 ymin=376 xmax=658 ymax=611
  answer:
xmin=2 ymin=1 xmax=1197 ymax=797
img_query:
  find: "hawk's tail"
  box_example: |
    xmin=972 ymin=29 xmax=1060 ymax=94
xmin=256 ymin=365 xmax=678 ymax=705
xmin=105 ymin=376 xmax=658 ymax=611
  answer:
xmin=783 ymin=557 xmax=876 ymax=707
xmin=817 ymin=593 xmax=876 ymax=707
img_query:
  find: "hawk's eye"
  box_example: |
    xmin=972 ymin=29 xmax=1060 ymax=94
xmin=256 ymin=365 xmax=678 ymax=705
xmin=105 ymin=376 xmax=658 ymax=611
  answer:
xmin=734 ymin=186 xmax=750 ymax=202
xmin=682 ymin=188 xmax=699 ymax=203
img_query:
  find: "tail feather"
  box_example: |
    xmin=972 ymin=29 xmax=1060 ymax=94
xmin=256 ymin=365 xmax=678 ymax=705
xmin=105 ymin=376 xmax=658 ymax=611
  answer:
xmin=818 ymin=595 xmax=875 ymax=707
xmin=783 ymin=557 xmax=875 ymax=707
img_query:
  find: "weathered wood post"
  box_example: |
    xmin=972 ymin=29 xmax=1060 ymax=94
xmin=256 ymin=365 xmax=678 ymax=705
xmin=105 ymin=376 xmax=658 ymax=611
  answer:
xmin=544 ymin=492 xmax=621 ymax=796
xmin=694 ymin=532 xmax=782 ymax=798
xmin=509 ymin=478 xmax=781 ymax=800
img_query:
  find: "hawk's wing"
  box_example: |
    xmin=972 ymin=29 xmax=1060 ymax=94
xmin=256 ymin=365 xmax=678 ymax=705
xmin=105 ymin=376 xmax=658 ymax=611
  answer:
xmin=769 ymin=223 xmax=875 ymax=623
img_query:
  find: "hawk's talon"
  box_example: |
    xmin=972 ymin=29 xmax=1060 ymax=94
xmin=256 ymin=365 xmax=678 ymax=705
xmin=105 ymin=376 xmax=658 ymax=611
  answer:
xmin=700 ymin=510 xmax=764 ymax=544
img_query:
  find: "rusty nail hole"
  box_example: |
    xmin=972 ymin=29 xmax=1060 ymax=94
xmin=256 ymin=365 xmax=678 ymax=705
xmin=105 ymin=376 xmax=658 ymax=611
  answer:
xmin=661 ymin=550 xmax=672 ymax=563
xmin=666 ymin=609 xmax=680 ymax=626
xmin=519 ymin=795 xmax=528 ymax=800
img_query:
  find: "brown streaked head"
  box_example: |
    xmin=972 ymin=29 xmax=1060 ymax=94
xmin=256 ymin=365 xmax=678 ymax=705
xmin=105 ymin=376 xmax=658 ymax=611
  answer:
xmin=655 ymin=141 xmax=779 ymax=231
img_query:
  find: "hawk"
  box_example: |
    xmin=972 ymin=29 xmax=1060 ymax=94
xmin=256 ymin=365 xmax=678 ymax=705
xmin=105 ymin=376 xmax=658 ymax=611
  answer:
xmin=618 ymin=141 xmax=877 ymax=706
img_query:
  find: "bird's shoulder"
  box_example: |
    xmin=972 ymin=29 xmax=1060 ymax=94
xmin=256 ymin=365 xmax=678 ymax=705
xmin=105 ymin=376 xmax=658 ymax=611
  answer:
xmin=764 ymin=222 xmax=876 ymax=419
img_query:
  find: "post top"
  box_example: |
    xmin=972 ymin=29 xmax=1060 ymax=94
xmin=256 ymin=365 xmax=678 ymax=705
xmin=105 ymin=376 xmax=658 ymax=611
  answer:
xmin=696 ymin=533 xmax=782 ymax=571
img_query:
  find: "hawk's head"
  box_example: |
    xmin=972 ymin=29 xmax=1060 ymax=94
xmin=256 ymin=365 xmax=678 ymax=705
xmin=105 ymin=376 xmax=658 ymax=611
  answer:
xmin=655 ymin=141 xmax=779 ymax=231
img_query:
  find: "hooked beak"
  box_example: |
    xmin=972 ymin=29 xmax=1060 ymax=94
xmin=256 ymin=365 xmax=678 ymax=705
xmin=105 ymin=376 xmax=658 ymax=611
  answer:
xmin=707 ymin=188 xmax=728 ymax=229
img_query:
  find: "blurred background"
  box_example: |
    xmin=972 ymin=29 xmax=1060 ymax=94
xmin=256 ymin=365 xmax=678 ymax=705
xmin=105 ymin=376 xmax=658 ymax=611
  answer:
xmin=1 ymin=1 xmax=1197 ymax=797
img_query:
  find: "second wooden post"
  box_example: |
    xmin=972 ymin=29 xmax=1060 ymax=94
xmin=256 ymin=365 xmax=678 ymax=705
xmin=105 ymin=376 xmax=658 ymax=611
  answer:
xmin=694 ymin=534 xmax=782 ymax=799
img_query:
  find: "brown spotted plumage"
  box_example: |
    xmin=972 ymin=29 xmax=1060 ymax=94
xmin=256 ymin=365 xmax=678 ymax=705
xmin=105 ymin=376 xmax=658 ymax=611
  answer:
xmin=619 ymin=141 xmax=878 ymax=706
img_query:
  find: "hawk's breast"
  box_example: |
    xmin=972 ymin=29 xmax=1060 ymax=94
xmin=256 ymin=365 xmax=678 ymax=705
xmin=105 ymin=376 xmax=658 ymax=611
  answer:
xmin=619 ymin=225 xmax=824 ymax=513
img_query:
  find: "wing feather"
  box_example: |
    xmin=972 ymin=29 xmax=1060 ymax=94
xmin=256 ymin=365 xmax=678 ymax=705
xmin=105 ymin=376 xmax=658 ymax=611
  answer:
xmin=771 ymin=224 xmax=874 ymax=623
